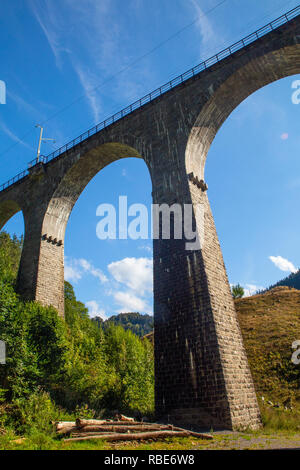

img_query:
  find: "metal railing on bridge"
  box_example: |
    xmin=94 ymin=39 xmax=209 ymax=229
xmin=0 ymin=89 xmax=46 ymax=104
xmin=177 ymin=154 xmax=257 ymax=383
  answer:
xmin=1 ymin=4 xmax=300 ymax=193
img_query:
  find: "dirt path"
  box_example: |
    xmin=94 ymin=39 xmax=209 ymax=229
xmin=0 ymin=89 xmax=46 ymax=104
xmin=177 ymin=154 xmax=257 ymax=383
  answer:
xmin=199 ymin=432 xmax=300 ymax=450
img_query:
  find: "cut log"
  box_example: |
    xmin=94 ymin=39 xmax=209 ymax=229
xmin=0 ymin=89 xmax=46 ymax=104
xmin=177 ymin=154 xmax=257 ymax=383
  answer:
xmin=70 ymin=433 xmax=115 ymax=438
xmin=76 ymin=418 xmax=112 ymax=428
xmin=118 ymin=414 xmax=135 ymax=422
xmin=64 ymin=429 xmax=213 ymax=442
xmin=77 ymin=424 xmax=174 ymax=433
xmin=76 ymin=418 xmax=142 ymax=428
xmin=55 ymin=421 xmax=76 ymax=431
xmin=57 ymin=426 xmax=78 ymax=435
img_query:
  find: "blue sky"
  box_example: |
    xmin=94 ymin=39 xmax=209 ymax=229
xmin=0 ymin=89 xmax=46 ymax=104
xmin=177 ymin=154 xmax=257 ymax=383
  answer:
xmin=1 ymin=0 xmax=300 ymax=318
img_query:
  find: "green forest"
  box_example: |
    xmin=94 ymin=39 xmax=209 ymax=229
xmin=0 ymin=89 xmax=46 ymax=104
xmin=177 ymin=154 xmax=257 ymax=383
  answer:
xmin=94 ymin=312 xmax=153 ymax=337
xmin=0 ymin=232 xmax=154 ymax=440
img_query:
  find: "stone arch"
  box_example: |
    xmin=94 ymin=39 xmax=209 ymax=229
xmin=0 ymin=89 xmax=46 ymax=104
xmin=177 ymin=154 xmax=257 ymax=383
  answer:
xmin=0 ymin=199 xmax=23 ymax=232
xmin=30 ymin=142 xmax=150 ymax=316
xmin=186 ymin=44 xmax=300 ymax=178
xmin=42 ymin=142 xmax=147 ymax=241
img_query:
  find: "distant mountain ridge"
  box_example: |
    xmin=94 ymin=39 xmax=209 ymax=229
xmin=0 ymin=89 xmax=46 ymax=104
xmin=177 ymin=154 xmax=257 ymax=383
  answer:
xmin=91 ymin=312 xmax=153 ymax=337
xmin=266 ymin=269 xmax=300 ymax=292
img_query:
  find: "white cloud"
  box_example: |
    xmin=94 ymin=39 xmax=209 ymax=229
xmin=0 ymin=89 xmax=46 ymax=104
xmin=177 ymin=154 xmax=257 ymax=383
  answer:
xmin=230 ymin=282 xmax=264 ymax=297
xmin=189 ymin=0 xmax=215 ymax=46
xmin=29 ymin=0 xmax=154 ymax=122
xmin=7 ymin=90 xmax=39 ymax=116
xmin=65 ymin=256 xmax=153 ymax=315
xmin=64 ymin=263 xmax=82 ymax=283
xmin=108 ymin=257 xmax=153 ymax=295
xmin=78 ymin=258 xmax=108 ymax=283
xmin=29 ymin=0 xmax=69 ymax=68
xmin=0 ymin=120 xmax=33 ymax=151
xmin=243 ymin=284 xmax=264 ymax=297
xmin=113 ymin=290 xmax=152 ymax=314
xmin=269 ymin=255 xmax=297 ymax=273
xmin=86 ymin=300 xmax=107 ymax=320
xmin=106 ymin=257 xmax=153 ymax=315
xmin=64 ymin=257 xmax=108 ymax=284
xmin=71 ymin=61 xmax=102 ymax=122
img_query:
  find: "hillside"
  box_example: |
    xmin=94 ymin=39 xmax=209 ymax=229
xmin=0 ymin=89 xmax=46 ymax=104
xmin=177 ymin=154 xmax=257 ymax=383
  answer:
xmin=266 ymin=269 xmax=300 ymax=291
xmin=236 ymin=286 xmax=300 ymax=404
xmin=92 ymin=312 xmax=153 ymax=337
xmin=145 ymin=287 xmax=300 ymax=405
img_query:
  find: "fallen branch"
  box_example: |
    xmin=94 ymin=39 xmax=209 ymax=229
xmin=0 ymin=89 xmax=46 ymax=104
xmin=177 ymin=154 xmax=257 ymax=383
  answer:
xmin=171 ymin=424 xmax=213 ymax=438
xmin=64 ymin=429 xmax=213 ymax=443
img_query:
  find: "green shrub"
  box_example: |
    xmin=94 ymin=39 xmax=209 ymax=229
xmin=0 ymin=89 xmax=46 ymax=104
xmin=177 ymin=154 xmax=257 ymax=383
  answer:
xmin=0 ymin=232 xmax=155 ymax=436
xmin=260 ymin=403 xmax=300 ymax=431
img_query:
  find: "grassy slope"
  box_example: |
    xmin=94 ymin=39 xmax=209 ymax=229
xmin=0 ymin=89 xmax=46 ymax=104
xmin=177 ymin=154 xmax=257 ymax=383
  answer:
xmin=145 ymin=286 xmax=300 ymax=404
xmin=235 ymin=286 xmax=300 ymax=404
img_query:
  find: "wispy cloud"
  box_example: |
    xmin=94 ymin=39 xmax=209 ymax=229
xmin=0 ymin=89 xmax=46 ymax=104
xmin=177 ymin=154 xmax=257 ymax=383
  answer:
xmin=7 ymin=90 xmax=39 ymax=116
xmin=29 ymin=0 xmax=116 ymax=120
xmin=70 ymin=62 xmax=102 ymax=122
xmin=269 ymin=255 xmax=297 ymax=273
xmin=243 ymin=283 xmax=264 ymax=297
xmin=230 ymin=282 xmax=264 ymax=297
xmin=113 ymin=290 xmax=152 ymax=315
xmin=64 ymin=257 xmax=108 ymax=283
xmin=29 ymin=0 xmax=155 ymax=122
xmin=65 ymin=255 xmax=153 ymax=315
xmin=64 ymin=263 xmax=82 ymax=283
xmin=86 ymin=300 xmax=107 ymax=320
xmin=77 ymin=258 xmax=108 ymax=283
xmin=189 ymin=0 xmax=215 ymax=46
xmin=0 ymin=120 xmax=33 ymax=151
xmin=29 ymin=0 xmax=70 ymax=68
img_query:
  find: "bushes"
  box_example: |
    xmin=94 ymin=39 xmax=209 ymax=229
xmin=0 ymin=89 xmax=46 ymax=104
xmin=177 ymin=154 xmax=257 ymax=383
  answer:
xmin=0 ymin=232 xmax=22 ymax=285
xmin=0 ymin=232 xmax=154 ymax=433
xmin=7 ymin=390 xmax=67 ymax=435
xmin=104 ymin=325 xmax=154 ymax=415
xmin=260 ymin=402 xmax=300 ymax=431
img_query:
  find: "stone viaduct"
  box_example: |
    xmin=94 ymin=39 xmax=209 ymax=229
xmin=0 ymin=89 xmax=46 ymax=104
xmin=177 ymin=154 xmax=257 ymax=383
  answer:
xmin=1 ymin=7 xmax=300 ymax=430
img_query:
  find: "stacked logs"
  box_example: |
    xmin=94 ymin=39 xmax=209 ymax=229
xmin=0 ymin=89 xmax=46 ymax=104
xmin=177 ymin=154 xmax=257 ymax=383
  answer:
xmin=55 ymin=416 xmax=213 ymax=443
